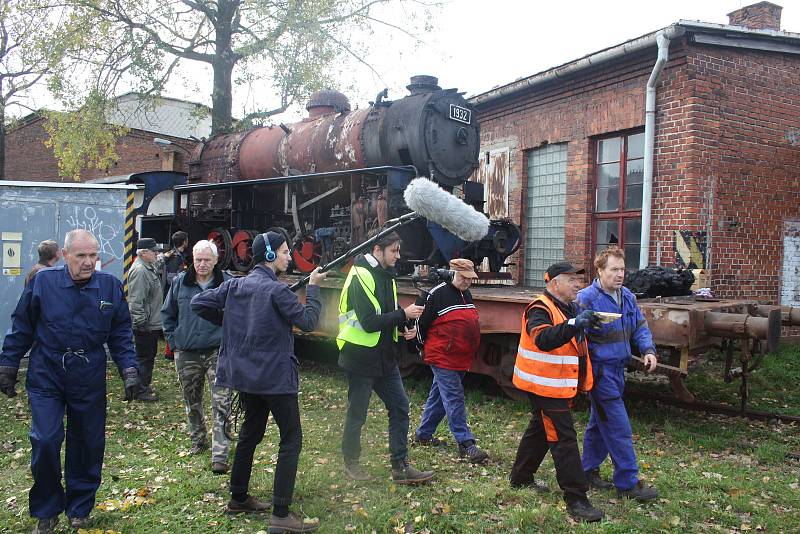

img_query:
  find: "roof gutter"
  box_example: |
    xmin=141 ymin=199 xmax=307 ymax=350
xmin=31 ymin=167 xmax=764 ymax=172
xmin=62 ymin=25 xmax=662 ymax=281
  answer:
xmin=470 ymin=24 xmax=685 ymax=107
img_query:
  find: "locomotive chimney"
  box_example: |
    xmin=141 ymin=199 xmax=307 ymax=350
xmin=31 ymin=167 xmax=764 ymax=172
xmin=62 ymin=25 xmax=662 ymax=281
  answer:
xmin=406 ymin=75 xmax=441 ymax=95
xmin=305 ymin=89 xmax=352 ymax=119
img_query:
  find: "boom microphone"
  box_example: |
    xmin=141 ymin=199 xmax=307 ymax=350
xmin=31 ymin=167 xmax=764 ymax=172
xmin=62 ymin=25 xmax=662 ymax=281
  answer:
xmin=403 ymin=177 xmax=490 ymax=242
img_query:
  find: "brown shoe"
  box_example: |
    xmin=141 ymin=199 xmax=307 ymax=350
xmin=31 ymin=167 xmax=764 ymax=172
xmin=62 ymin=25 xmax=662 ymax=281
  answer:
xmin=211 ymin=461 xmax=229 ymax=474
xmin=391 ymin=459 xmax=434 ymax=485
xmin=268 ymin=512 xmax=320 ymax=533
xmin=344 ymin=462 xmax=372 ymax=481
xmin=225 ymin=495 xmax=270 ymax=514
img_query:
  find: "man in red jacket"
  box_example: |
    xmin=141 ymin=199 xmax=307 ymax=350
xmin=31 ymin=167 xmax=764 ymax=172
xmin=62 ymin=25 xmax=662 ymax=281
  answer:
xmin=413 ymin=259 xmax=487 ymax=463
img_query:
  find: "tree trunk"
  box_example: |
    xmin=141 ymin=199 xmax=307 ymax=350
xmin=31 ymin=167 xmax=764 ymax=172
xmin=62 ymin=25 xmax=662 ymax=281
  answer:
xmin=0 ymin=96 xmax=5 ymax=181
xmin=211 ymin=0 xmax=237 ymax=134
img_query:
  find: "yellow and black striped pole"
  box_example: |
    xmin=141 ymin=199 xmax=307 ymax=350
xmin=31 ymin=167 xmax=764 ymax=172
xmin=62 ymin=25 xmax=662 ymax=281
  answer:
xmin=123 ymin=190 xmax=135 ymax=297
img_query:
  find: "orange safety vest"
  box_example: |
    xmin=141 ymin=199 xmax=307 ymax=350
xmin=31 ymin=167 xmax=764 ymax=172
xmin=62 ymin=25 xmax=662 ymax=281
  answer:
xmin=512 ymin=294 xmax=593 ymax=398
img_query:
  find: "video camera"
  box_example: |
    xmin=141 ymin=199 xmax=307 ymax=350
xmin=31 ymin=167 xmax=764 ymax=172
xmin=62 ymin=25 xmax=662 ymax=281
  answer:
xmin=411 ymin=268 xmax=455 ymax=285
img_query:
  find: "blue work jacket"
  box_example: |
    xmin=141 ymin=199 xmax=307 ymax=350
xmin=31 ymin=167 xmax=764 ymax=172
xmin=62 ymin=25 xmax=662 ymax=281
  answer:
xmin=0 ymin=266 xmax=137 ymax=379
xmin=191 ymin=265 xmax=322 ymax=395
xmin=576 ymin=280 xmax=656 ymax=364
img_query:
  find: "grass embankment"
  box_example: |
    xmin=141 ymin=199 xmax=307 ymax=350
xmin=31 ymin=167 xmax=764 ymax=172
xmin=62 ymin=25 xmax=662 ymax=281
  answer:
xmin=1 ymin=343 xmax=799 ymax=533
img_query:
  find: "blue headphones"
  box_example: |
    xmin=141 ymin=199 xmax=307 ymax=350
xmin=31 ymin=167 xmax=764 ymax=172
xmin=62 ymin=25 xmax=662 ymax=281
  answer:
xmin=261 ymin=233 xmax=276 ymax=262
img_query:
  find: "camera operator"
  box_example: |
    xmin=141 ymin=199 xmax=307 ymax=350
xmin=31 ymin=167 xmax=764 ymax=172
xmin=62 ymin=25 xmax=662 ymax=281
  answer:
xmin=412 ymin=259 xmax=488 ymax=463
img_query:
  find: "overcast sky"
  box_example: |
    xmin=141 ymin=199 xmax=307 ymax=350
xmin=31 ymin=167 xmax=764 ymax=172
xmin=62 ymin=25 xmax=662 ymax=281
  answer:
xmin=364 ymin=0 xmax=800 ymax=98
xmin=17 ymin=1 xmax=800 ymax=123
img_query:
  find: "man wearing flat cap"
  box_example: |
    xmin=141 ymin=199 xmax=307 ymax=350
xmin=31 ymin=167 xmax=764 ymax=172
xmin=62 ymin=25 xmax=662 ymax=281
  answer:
xmin=127 ymin=237 xmax=164 ymax=401
xmin=413 ymin=258 xmax=488 ymax=463
xmin=192 ymin=231 xmax=325 ymax=532
xmin=509 ymin=262 xmax=604 ymax=523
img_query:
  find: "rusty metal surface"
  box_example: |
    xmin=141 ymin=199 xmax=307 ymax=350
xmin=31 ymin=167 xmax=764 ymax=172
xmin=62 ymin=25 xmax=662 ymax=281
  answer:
xmin=190 ymin=132 xmax=248 ymax=184
xmin=473 ymin=148 xmax=509 ymax=219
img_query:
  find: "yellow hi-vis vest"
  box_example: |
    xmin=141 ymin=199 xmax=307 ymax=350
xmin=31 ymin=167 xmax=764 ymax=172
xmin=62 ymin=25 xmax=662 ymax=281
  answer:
xmin=337 ymin=265 xmax=399 ymax=349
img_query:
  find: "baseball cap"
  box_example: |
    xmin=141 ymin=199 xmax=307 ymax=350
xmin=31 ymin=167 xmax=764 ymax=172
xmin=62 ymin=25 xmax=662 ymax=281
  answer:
xmin=449 ymin=258 xmax=479 ymax=279
xmin=136 ymin=238 xmax=158 ymax=251
xmin=544 ymin=262 xmax=585 ymax=282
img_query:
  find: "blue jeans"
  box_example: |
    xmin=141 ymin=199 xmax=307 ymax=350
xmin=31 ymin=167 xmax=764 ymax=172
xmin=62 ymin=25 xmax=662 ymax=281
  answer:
xmin=415 ymin=366 xmax=474 ymax=445
xmin=341 ymin=366 xmax=410 ymax=467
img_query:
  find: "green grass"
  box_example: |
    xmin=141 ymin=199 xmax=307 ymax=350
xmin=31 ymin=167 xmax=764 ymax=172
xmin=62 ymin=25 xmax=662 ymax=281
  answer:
xmin=2 ymin=343 xmax=800 ymax=533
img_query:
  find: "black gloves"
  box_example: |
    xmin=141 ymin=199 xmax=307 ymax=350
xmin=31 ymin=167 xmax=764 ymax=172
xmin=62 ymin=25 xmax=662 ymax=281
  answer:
xmin=0 ymin=366 xmax=18 ymax=398
xmin=574 ymin=310 xmax=602 ymax=330
xmin=122 ymin=367 xmax=140 ymax=401
xmin=574 ymin=310 xmax=602 ymax=343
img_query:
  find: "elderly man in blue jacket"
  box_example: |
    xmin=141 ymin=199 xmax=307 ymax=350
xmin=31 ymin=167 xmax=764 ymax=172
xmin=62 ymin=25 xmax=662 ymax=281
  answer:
xmin=576 ymin=246 xmax=659 ymax=502
xmin=0 ymin=229 xmax=139 ymax=534
xmin=192 ymin=231 xmax=324 ymax=534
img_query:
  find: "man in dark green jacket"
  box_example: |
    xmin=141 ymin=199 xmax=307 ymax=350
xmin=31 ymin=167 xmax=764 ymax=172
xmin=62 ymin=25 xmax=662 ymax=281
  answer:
xmin=338 ymin=231 xmax=433 ymax=485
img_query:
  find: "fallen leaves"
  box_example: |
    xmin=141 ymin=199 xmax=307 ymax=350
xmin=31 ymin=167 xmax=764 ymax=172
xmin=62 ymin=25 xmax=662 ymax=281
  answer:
xmin=95 ymin=487 xmax=155 ymax=512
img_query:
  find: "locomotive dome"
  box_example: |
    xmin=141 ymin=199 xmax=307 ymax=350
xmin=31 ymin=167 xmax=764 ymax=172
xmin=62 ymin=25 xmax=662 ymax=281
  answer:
xmin=305 ymin=89 xmax=351 ymax=115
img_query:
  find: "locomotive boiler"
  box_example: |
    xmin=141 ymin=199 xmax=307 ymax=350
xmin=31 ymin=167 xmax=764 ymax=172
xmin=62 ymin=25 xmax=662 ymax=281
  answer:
xmin=178 ymin=75 xmax=520 ymax=274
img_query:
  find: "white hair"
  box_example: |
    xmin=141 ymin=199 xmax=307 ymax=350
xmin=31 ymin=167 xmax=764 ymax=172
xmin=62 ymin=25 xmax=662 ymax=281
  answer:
xmin=193 ymin=240 xmax=218 ymax=257
xmin=64 ymin=229 xmax=98 ymax=252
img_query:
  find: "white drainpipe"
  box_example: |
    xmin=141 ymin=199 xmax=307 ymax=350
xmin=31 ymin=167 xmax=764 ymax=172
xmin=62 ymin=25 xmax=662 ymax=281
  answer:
xmin=640 ymin=31 xmax=672 ymax=269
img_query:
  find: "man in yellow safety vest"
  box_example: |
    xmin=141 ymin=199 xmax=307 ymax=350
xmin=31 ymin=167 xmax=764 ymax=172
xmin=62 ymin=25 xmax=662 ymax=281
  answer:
xmin=337 ymin=230 xmax=434 ymax=485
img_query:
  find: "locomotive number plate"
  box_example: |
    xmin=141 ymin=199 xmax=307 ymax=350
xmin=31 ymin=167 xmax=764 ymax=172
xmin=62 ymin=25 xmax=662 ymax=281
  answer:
xmin=449 ymin=104 xmax=471 ymax=125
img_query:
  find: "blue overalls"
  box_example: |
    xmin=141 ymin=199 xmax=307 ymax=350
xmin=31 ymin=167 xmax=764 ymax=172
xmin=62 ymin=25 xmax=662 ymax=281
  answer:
xmin=0 ymin=266 xmax=137 ymax=519
xmin=576 ymin=280 xmax=655 ymax=491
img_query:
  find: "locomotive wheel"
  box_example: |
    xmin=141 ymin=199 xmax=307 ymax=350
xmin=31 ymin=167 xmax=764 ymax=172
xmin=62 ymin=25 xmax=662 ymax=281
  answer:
xmin=292 ymin=237 xmax=323 ymax=273
xmin=230 ymin=229 xmax=256 ymax=272
xmin=207 ymin=227 xmax=233 ymax=269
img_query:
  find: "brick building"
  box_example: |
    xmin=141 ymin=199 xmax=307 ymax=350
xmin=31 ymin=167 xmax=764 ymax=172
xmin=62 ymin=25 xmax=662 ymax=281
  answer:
xmin=470 ymin=1 xmax=800 ymax=305
xmin=4 ymin=93 xmax=207 ymax=182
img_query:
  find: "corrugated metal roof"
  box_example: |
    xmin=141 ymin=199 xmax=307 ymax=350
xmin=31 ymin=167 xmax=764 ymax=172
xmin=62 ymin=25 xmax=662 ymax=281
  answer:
xmin=108 ymin=94 xmax=212 ymax=139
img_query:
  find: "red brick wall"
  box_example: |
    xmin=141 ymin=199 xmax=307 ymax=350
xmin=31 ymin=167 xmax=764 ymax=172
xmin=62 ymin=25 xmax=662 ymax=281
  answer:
xmin=4 ymin=116 xmax=195 ymax=182
xmin=475 ymin=37 xmax=800 ymax=303
xmin=688 ymin=45 xmax=800 ymax=301
xmin=476 ymin=45 xmax=690 ymax=284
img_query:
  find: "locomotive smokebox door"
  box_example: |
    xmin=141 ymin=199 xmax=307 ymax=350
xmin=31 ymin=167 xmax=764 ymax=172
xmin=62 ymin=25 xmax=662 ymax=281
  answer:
xmin=422 ymin=91 xmax=480 ymax=187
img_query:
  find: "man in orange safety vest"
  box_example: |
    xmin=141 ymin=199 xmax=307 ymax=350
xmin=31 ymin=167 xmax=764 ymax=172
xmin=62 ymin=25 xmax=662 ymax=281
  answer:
xmin=509 ymin=262 xmax=604 ymax=523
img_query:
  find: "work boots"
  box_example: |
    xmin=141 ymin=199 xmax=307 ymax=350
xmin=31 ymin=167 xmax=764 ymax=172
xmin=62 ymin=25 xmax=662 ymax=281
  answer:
xmin=344 ymin=462 xmax=373 ymax=481
xmin=31 ymin=517 xmax=59 ymax=534
xmin=565 ymin=496 xmax=604 ymax=523
xmin=618 ymin=481 xmax=659 ymax=501
xmin=587 ymin=469 xmax=614 ymax=491
xmin=391 ymin=459 xmax=434 ymax=485
xmin=68 ymin=515 xmax=91 ymax=529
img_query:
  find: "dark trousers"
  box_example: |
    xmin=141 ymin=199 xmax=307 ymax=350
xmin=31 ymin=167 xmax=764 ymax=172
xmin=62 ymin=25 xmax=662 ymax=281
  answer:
xmin=229 ymin=392 xmax=302 ymax=507
xmin=341 ymin=366 xmax=409 ymax=468
xmin=26 ymin=350 xmax=107 ymax=519
xmin=510 ymin=393 xmax=589 ymax=501
xmin=134 ymin=330 xmax=159 ymax=389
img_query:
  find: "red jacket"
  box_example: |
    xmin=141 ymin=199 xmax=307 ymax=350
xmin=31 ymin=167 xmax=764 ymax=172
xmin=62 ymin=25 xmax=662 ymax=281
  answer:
xmin=416 ymin=283 xmax=480 ymax=371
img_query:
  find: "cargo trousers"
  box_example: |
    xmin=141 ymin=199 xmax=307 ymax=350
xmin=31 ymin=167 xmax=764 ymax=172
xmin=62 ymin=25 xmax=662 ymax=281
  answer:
xmin=174 ymin=348 xmax=232 ymax=463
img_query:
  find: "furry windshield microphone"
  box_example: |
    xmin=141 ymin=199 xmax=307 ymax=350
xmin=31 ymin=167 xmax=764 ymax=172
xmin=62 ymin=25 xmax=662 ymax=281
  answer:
xmin=403 ymin=177 xmax=490 ymax=242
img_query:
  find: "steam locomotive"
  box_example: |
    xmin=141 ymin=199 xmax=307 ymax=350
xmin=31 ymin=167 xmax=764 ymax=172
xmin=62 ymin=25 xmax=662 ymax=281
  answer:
xmin=171 ymin=75 xmax=520 ymax=274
